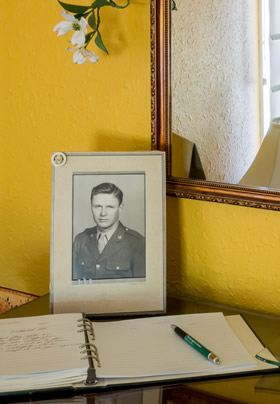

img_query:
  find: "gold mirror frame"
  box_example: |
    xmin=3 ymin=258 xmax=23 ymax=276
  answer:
xmin=152 ymin=0 xmax=280 ymax=211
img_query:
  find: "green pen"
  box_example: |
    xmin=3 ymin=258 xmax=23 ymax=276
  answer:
xmin=171 ymin=324 xmax=221 ymax=365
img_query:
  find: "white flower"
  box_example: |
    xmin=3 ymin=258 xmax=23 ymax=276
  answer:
xmin=67 ymin=47 xmax=100 ymax=65
xmin=54 ymin=10 xmax=87 ymax=48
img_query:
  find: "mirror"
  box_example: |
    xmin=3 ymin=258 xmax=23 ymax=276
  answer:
xmin=153 ymin=0 xmax=280 ymax=211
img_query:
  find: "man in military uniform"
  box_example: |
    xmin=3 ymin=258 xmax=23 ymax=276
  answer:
xmin=73 ymin=182 xmax=145 ymax=280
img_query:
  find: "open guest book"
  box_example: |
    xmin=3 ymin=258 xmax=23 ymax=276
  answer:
xmin=0 ymin=312 xmax=278 ymax=397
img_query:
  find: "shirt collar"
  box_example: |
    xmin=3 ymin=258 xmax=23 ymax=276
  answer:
xmin=97 ymin=220 xmax=119 ymax=241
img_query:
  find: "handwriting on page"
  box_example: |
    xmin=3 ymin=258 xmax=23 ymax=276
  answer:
xmin=0 ymin=313 xmax=86 ymax=377
xmin=0 ymin=326 xmax=73 ymax=353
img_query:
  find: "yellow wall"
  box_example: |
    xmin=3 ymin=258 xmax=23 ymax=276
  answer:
xmin=167 ymin=197 xmax=280 ymax=315
xmin=0 ymin=0 xmax=150 ymax=294
xmin=1 ymin=1 xmax=280 ymax=316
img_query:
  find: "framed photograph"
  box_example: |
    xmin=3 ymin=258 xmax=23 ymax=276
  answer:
xmin=50 ymin=152 xmax=166 ymax=316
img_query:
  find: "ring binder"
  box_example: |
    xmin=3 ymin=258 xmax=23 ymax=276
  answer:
xmin=77 ymin=316 xmax=100 ymax=384
xmin=0 ymin=311 xmax=279 ymax=397
xmin=77 ymin=318 xmax=95 ymax=339
xmin=80 ymin=343 xmax=101 ymax=367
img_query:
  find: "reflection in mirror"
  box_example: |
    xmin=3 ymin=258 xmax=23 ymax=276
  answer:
xmin=172 ymin=0 xmax=260 ymax=184
xmin=239 ymin=118 xmax=280 ymax=188
xmin=160 ymin=0 xmax=280 ymax=210
xmin=172 ymin=133 xmax=206 ymax=180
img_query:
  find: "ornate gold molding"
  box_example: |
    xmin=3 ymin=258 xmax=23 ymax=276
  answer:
xmin=152 ymin=0 xmax=280 ymax=211
xmin=150 ymin=0 xmax=156 ymax=147
xmin=167 ymin=183 xmax=280 ymax=211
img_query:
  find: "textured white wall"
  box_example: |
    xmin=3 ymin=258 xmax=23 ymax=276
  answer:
xmin=172 ymin=0 xmax=260 ymax=183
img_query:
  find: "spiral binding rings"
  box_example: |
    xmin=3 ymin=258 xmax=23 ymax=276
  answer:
xmin=77 ymin=318 xmax=95 ymax=340
xmin=76 ymin=317 xmax=101 ymax=385
xmin=80 ymin=343 xmax=101 ymax=367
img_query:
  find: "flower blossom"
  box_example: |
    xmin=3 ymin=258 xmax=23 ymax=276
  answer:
xmin=67 ymin=47 xmax=100 ymax=65
xmin=54 ymin=10 xmax=87 ymax=48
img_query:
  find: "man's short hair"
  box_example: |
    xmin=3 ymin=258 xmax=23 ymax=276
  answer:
xmin=90 ymin=183 xmax=123 ymax=205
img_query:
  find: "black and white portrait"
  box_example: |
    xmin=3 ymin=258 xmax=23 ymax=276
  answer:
xmin=51 ymin=152 xmax=165 ymax=315
xmin=72 ymin=173 xmax=146 ymax=282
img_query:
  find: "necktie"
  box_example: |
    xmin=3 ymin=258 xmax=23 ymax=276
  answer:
xmin=98 ymin=233 xmax=108 ymax=254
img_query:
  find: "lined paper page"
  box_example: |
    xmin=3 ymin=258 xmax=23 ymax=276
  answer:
xmin=94 ymin=313 xmax=256 ymax=378
xmin=0 ymin=313 xmax=86 ymax=378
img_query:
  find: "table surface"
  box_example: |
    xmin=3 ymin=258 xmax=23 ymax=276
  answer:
xmin=1 ymin=295 xmax=280 ymax=404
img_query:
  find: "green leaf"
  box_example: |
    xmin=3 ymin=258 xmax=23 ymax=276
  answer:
xmin=108 ymin=0 xmax=129 ymax=9
xmin=95 ymin=31 xmax=109 ymax=54
xmin=91 ymin=0 xmax=110 ymax=9
xmin=85 ymin=32 xmax=94 ymax=45
xmin=75 ymin=10 xmax=92 ymax=19
xmin=57 ymin=0 xmax=91 ymax=14
xmin=88 ymin=11 xmax=97 ymax=30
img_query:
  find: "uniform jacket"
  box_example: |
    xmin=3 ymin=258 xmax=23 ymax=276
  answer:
xmin=73 ymin=222 xmax=145 ymax=280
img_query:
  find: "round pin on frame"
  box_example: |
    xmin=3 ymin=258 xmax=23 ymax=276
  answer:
xmin=51 ymin=152 xmax=67 ymax=167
